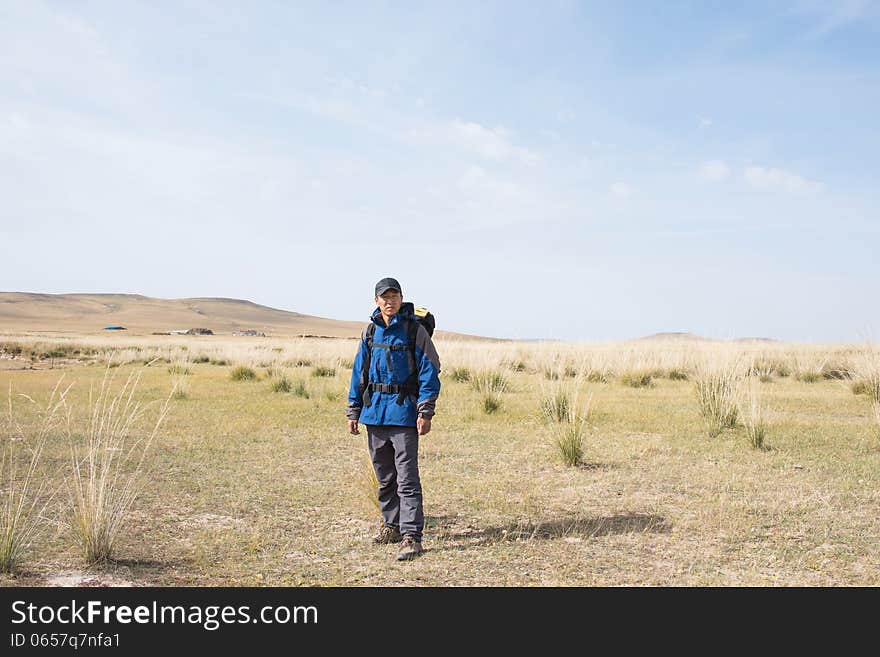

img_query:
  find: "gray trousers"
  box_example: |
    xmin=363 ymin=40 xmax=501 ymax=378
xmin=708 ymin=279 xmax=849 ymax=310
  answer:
xmin=366 ymin=424 xmax=423 ymax=541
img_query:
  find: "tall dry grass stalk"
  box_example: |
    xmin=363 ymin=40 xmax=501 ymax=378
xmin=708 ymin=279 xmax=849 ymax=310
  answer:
xmin=2 ymin=378 xmax=71 ymax=572
xmin=355 ymin=453 xmax=382 ymax=521
xmin=167 ymin=358 xmax=191 ymax=376
xmin=1 ymin=332 xmax=860 ymax=387
xmin=170 ymin=374 xmax=190 ymax=399
xmin=694 ymin=351 xmax=745 ymax=437
xmin=872 ymin=401 xmax=880 ymax=439
xmin=742 ymin=376 xmax=768 ymax=450
xmin=68 ymin=368 xmax=171 ymax=564
xmin=539 ymin=376 xmax=570 ymax=423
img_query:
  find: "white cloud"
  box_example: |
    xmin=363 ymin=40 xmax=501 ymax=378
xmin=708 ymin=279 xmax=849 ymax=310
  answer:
xmin=743 ymin=166 xmax=824 ymax=193
xmin=610 ymin=182 xmax=634 ymax=198
xmin=448 ymin=120 xmax=539 ymax=165
xmin=1 ymin=112 xmax=32 ymax=142
xmin=700 ymin=160 xmax=730 ymax=181
xmin=263 ymin=78 xmax=543 ymax=168
xmin=405 ymin=119 xmax=539 ymax=165
xmin=791 ymin=0 xmax=876 ymax=38
xmin=458 ymin=165 xmax=522 ymax=201
xmin=304 ymin=96 xmax=363 ymax=124
xmin=699 ymin=116 xmax=713 ymax=128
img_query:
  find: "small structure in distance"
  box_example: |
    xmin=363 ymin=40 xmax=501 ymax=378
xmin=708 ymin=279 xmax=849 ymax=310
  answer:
xmin=233 ymin=329 xmax=266 ymax=337
xmin=103 ymin=325 xmax=127 ymax=331
xmin=170 ymin=328 xmax=214 ymax=336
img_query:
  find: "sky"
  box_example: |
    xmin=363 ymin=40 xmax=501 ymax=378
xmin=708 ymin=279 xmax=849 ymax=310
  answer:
xmin=1 ymin=1 xmax=878 ymax=342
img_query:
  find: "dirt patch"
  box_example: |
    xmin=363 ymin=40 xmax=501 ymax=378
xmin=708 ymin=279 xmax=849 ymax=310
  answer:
xmin=44 ymin=572 xmax=140 ymax=587
xmin=184 ymin=513 xmax=247 ymax=530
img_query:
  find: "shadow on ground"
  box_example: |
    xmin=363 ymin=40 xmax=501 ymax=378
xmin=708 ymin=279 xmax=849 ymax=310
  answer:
xmin=72 ymin=556 xmax=190 ymax=586
xmin=428 ymin=513 xmax=671 ymax=551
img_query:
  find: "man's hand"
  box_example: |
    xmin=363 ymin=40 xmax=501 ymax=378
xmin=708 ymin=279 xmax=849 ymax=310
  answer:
xmin=417 ymin=416 xmax=431 ymax=436
xmin=348 ymin=420 xmax=360 ymax=435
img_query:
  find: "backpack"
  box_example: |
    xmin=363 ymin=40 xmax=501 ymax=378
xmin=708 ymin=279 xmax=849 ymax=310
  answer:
xmin=360 ymin=306 xmax=435 ymax=408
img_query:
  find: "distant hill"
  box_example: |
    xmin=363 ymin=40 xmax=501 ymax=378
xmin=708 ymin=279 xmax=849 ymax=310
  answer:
xmin=637 ymin=332 xmax=714 ymax=342
xmin=0 ymin=292 xmax=487 ymax=340
xmin=637 ymin=332 xmax=778 ymax=343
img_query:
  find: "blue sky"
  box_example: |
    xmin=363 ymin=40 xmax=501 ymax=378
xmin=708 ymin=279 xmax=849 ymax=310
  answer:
xmin=1 ymin=1 xmax=878 ymax=341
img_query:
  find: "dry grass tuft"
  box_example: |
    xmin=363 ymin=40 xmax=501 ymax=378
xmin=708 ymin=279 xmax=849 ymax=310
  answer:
xmin=230 ymin=365 xmax=258 ymax=382
xmin=270 ymin=376 xmax=292 ymax=393
xmin=292 ymin=379 xmax=309 ymax=399
xmin=449 ymin=368 xmax=471 ymax=383
xmin=68 ymin=369 xmax=171 ymax=564
xmin=793 ymin=354 xmax=827 ymax=383
xmin=543 ymin=378 xmax=592 ymax=466
xmin=694 ymin=352 xmax=745 ymax=437
xmin=1 ymin=379 xmax=71 ymax=572
xmin=540 ymin=390 xmax=570 ymax=423
xmin=846 ymin=348 xmax=880 ymax=441
xmin=167 ymin=362 xmax=191 ymax=376
xmin=667 ymin=368 xmax=689 ymax=381
xmin=741 ymin=376 xmax=769 ymax=450
xmin=472 ymin=370 xmax=509 ymax=414
xmin=268 ymin=366 xmax=292 ymax=393
xmin=847 ymin=348 xmax=880 ymax=404
xmin=620 ymin=370 xmax=655 ymax=388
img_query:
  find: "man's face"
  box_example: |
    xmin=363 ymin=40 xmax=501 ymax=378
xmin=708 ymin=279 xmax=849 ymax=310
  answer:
xmin=376 ymin=289 xmax=402 ymax=318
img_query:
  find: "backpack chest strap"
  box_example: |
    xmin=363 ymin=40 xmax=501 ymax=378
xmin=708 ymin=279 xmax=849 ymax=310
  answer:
xmin=370 ymin=341 xmax=404 ymax=372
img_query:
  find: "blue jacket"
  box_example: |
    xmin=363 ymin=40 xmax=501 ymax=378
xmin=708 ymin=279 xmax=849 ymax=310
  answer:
xmin=346 ymin=302 xmax=441 ymax=427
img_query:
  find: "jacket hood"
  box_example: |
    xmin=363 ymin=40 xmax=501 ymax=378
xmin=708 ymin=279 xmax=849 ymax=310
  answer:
xmin=371 ymin=302 xmax=415 ymax=326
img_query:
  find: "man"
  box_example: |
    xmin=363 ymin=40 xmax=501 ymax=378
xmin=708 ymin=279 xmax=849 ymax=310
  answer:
xmin=347 ymin=277 xmax=441 ymax=561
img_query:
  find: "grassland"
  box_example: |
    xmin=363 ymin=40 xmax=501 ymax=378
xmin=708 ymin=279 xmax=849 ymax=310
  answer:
xmin=0 ymin=334 xmax=878 ymax=586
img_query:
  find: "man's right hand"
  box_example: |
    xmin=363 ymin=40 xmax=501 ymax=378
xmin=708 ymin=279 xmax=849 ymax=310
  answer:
xmin=348 ymin=420 xmax=360 ymax=435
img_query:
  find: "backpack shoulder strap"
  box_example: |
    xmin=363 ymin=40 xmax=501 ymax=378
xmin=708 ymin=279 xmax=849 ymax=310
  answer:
xmin=405 ymin=316 xmax=419 ymax=345
xmin=361 ymin=322 xmax=376 ymax=406
xmin=396 ymin=318 xmax=420 ymax=404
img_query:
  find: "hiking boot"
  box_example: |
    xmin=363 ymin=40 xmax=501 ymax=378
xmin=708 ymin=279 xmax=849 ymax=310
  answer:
xmin=396 ymin=535 xmax=423 ymax=561
xmin=373 ymin=525 xmax=402 ymax=544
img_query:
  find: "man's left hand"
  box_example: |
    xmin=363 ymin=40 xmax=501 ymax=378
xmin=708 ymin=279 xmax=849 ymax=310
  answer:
xmin=417 ymin=416 xmax=432 ymax=436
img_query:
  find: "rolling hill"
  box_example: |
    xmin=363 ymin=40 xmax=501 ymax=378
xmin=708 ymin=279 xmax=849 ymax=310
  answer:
xmin=0 ymin=292 xmax=486 ymax=340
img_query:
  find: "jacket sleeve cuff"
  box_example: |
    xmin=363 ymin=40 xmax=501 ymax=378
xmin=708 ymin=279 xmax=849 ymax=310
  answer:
xmin=346 ymin=406 xmax=362 ymax=421
xmin=417 ymin=401 xmax=435 ymax=419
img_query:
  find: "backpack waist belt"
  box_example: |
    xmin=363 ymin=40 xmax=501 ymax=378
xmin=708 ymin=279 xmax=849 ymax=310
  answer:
xmin=362 ymin=381 xmax=418 ymax=406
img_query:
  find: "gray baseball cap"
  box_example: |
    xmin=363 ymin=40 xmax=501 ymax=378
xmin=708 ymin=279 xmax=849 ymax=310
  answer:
xmin=375 ymin=277 xmax=402 ymax=296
